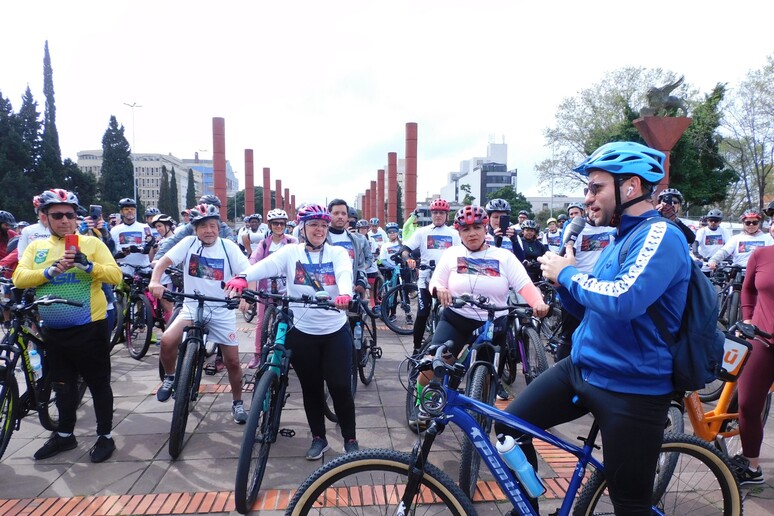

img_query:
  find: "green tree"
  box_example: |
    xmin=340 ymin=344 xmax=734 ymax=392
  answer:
xmin=486 ymin=186 xmax=533 ymax=217
xmin=99 ymin=115 xmax=134 ymax=214
xmin=38 ymin=41 xmax=62 ymax=186
xmin=168 ymin=168 xmax=179 ymax=216
xmin=61 ymin=158 xmax=97 ymax=208
xmin=17 ymin=86 xmax=41 ymax=178
xmin=0 ymin=92 xmax=37 ymax=220
xmin=460 ymin=183 xmax=476 ymax=204
xmin=186 ymin=168 xmax=197 ymax=208
xmin=158 ymin=165 xmax=170 ymax=214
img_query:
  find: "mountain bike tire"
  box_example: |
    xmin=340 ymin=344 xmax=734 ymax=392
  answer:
xmin=0 ymin=376 xmax=18 ymax=460
xmin=458 ymin=363 xmax=495 ymax=499
xmin=169 ymin=340 xmax=200 ymax=459
xmin=126 ymin=295 xmax=153 ymax=360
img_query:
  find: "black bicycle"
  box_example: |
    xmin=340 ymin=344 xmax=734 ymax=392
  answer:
xmin=0 ymin=289 xmax=87 ymax=459
xmin=112 ymin=264 xmax=155 ymax=360
xmin=380 ymin=260 xmax=436 ymax=337
xmin=160 ymin=289 xmax=241 ymax=459
xmin=348 ymin=295 xmax=383 ymax=390
xmin=234 ymin=289 xmax=339 ymax=514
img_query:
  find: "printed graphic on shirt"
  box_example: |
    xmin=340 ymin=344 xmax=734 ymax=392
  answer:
xmin=188 ymin=254 xmax=225 ymax=281
xmin=34 ymin=249 xmax=49 ymax=264
xmin=426 ymin=234 xmax=453 ymax=250
xmin=739 ymin=240 xmax=766 ymax=253
xmin=705 ymin=234 xmax=724 ymax=245
xmin=385 ymin=243 xmax=401 ymax=256
xmin=332 ymin=240 xmax=355 ymax=260
xmin=579 ymin=232 xmax=612 ymax=252
xmin=294 ymin=261 xmax=336 ymax=287
xmin=546 ymin=234 xmax=561 ymax=247
xmin=456 ymin=257 xmax=501 ymax=277
xmin=370 ymin=233 xmax=384 ymax=243
xmin=118 ymin=231 xmax=143 ymax=246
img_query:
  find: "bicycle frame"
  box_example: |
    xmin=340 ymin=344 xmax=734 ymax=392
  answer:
xmin=415 ymin=378 xmax=605 ymax=516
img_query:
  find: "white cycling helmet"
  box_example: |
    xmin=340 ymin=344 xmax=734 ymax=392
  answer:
xmin=267 ymin=209 xmax=288 ymax=222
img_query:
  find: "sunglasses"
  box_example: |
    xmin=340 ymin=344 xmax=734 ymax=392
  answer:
xmin=48 ymin=212 xmax=77 ymax=220
xmin=583 ymin=182 xmax=607 ymax=196
xmin=707 ymin=219 xmax=720 ymax=223
xmin=744 ymin=220 xmax=760 ymax=226
xmin=270 ymin=221 xmax=286 ymax=226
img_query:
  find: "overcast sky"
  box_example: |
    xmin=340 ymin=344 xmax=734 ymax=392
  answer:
xmin=2 ymin=1 xmax=773 ymax=207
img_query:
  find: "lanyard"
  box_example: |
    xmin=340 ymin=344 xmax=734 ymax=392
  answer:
xmin=304 ymin=248 xmax=325 ymax=291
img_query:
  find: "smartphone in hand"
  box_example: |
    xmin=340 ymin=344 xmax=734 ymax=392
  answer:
xmin=499 ymin=214 xmax=510 ymax=233
xmin=65 ymin=234 xmax=79 ymax=252
xmin=89 ymin=205 xmax=102 ymax=220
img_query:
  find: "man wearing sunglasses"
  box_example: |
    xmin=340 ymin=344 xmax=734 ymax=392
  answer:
xmin=13 ymin=188 xmax=122 ymax=463
xmin=655 ymin=188 xmax=696 ymax=244
xmin=693 ymin=209 xmax=730 ymax=272
xmin=708 ymin=209 xmax=774 ymax=269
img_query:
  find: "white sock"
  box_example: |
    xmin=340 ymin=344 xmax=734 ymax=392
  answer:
xmin=100 ymin=433 xmax=113 ymax=439
xmin=57 ymin=432 xmax=72 ymax=438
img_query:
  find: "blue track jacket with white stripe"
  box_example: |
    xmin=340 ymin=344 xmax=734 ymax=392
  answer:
xmin=556 ymin=211 xmax=691 ymax=395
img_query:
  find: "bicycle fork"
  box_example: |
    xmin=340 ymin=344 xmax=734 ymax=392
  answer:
xmin=399 ymin=421 xmax=445 ymax=514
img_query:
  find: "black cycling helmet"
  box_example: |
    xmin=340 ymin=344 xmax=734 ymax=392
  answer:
xmin=0 ymin=211 xmax=16 ymax=226
xmin=484 ymin=198 xmax=511 ymax=214
xmin=557 ymin=213 xmax=568 ymax=222
xmin=517 ymin=210 xmax=529 ymax=217
xmin=145 ymin=207 xmax=160 ymax=218
xmin=356 ymin=219 xmax=369 ymax=229
xmin=521 ymin=219 xmax=538 ymax=230
xmin=198 ymin=194 xmax=221 ymax=207
xmin=118 ymin=198 xmax=137 ymax=209
xmin=347 ymin=206 xmax=358 ymax=219
xmin=706 ymin=208 xmax=723 ymax=220
xmin=658 ymin=188 xmax=684 ymax=204
xmin=765 ymin=200 xmax=774 ymax=217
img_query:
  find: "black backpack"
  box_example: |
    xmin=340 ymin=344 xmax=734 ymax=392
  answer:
xmin=618 ymin=217 xmax=724 ymax=392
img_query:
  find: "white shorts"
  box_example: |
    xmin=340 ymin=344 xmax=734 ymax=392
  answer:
xmin=179 ymin=306 xmax=238 ymax=346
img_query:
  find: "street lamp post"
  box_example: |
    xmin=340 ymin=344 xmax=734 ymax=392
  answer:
xmin=124 ymin=102 xmax=142 ymax=200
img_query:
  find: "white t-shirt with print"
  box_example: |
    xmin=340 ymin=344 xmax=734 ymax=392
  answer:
xmin=694 ymin=226 xmax=731 ymax=261
xmin=429 ymin=245 xmax=532 ymax=321
xmin=712 ymin=231 xmax=774 ymax=267
xmin=111 ymin=221 xmax=152 ymax=273
xmin=404 ymin=224 xmax=461 ymax=288
xmin=573 ymin=225 xmax=616 ymax=274
xmin=542 ymin=229 xmax=562 ymax=254
xmin=241 ymin=243 xmax=353 ymax=335
xmin=17 ymin=222 xmax=51 ymax=258
xmin=379 ymin=239 xmax=403 ymax=269
xmin=164 ymin=235 xmax=250 ymax=316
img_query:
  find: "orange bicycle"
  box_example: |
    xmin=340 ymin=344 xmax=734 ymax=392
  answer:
xmin=679 ymin=321 xmax=772 ymax=459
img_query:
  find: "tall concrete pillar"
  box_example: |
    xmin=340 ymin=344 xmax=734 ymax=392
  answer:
xmin=370 ymin=181 xmax=377 ymax=222
xmin=262 ymin=168 xmax=271 ymax=218
xmin=377 ymin=169 xmax=385 ymax=223
xmin=404 ymin=122 xmax=418 ymax=219
xmin=244 ymin=149 xmax=254 ymax=216
xmin=364 ymin=189 xmax=371 ymax=221
xmin=275 ymin=179 xmax=282 ymax=210
xmin=290 ymin=194 xmax=296 ymax=218
xmin=212 ymin=117 xmax=227 ymax=219
xmin=387 ymin=152 xmax=398 ymax=223
xmin=284 ymin=188 xmax=289 ymax=211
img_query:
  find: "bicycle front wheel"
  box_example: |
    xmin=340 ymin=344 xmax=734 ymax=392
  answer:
xmin=380 ymin=282 xmax=419 ymax=335
xmin=235 ymin=368 xmax=281 ymax=515
xmin=574 ymin=433 xmax=742 ymax=516
xmin=110 ymin=294 xmax=126 ymax=348
xmin=243 ymin=302 xmax=257 ymax=323
xmin=126 ymin=295 xmax=153 ymax=360
xmin=522 ymin=326 xmax=549 ymax=385
xmin=286 ymin=449 xmax=475 ymax=515
xmin=357 ymin=316 xmax=377 ymax=386
xmin=0 ymin=375 xmax=19 ymax=460
xmin=459 ymin=363 xmax=494 ymax=499
xmin=169 ymin=340 xmax=200 ymax=459
xmin=37 ymin=371 xmax=88 ymax=432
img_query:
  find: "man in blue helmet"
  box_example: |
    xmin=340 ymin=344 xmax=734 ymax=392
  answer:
xmin=495 ymin=142 xmax=691 ymax=515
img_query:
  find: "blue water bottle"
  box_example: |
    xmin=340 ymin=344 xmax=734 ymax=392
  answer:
xmin=496 ymin=434 xmax=545 ymax=498
xmin=28 ymin=348 xmax=43 ymax=380
xmin=353 ymin=322 xmax=363 ymax=350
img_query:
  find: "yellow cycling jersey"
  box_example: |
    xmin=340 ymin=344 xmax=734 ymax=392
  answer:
xmin=13 ymin=234 xmax=122 ymax=329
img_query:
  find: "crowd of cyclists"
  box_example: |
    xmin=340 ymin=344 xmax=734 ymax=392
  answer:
xmin=3 ymin=139 xmax=774 ymax=514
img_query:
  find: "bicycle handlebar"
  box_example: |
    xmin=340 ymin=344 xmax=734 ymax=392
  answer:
xmin=240 ymin=289 xmax=338 ymax=311
xmin=731 ymin=321 xmax=773 ymax=341
xmin=162 ymin=290 xmax=241 ymax=310
xmin=451 ymin=293 xmax=533 ymax=318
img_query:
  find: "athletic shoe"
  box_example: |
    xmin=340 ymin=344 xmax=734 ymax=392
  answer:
xmin=306 ymin=436 xmax=330 ymax=460
xmin=388 ymin=314 xmax=397 ymax=323
xmin=34 ymin=434 xmax=77 ymax=460
xmin=496 ymin=383 xmax=511 ymax=401
xmin=89 ymin=435 xmax=116 ymax=463
xmin=732 ymin=454 xmax=764 ymax=485
xmin=343 ymin=439 xmax=360 ymax=453
xmin=407 ymin=404 xmax=430 ymax=432
xmin=157 ymin=375 xmax=175 ymax=402
xmin=232 ymin=401 xmax=247 ymax=424
xmin=247 ymin=354 xmax=261 ymax=369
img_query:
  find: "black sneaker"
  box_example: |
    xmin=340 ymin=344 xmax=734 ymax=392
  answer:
xmin=34 ymin=434 xmax=78 ymax=460
xmin=157 ymin=375 xmax=175 ymax=402
xmin=496 ymin=383 xmax=511 ymax=401
xmin=89 ymin=435 xmax=116 ymax=463
xmin=306 ymin=436 xmax=330 ymax=460
xmin=731 ymin=454 xmax=765 ymax=485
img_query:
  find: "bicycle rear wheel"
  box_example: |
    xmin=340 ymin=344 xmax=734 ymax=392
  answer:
xmin=286 ymin=449 xmax=475 ymax=515
xmin=243 ymin=302 xmax=257 ymax=323
xmin=357 ymin=315 xmax=377 ymax=385
xmin=574 ymin=433 xmax=742 ymax=516
xmin=323 ymin=385 xmax=338 ymax=423
xmin=169 ymin=340 xmax=200 ymax=459
xmin=110 ymin=294 xmax=126 ymax=347
xmin=0 ymin=375 xmax=18 ymax=460
xmin=37 ymin=372 xmax=87 ymax=432
xmin=126 ymin=295 xmax=153 ymax=360
xmin=522 ymin=326 xmax=549 ymax=385
xmin=234 ymin=369 xmax=282 ymax=514
xmin=500 ymin=322 xmax=520 ymax=386
xmin=458 ymin=363 xmax=495 ymax=499
xmin=260 ymin=305 xmax=277 ymax=368
xmin=380 ymin=282 xmax=419 ymax=335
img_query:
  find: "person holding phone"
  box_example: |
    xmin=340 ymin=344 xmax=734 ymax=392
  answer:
xmin=655 ymin=188 xmax=696 ymax=244
xmin=110 ymin=198 xmax=154 ymax=275
xmin=484 ymin=198 xmax=525 ymax=261
xmin=13 ymin=188 xmax=122 ymax=463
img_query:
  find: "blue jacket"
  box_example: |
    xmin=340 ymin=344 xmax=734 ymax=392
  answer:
xmin=556 ymin=211 xmax=690 ymax=395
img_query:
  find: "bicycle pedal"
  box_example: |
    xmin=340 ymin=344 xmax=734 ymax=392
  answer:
xmin=372 ymin=347 xmax=383 ymax=359
xmin=279 ymin=428 xmax=295 ymax=438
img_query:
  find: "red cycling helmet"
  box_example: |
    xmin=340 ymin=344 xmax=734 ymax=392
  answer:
xmin=740 ymin=209 xmax=762 ymax=222
xmin=454 ymin=205 xmax=488 ymax=229
xmin=429 ymin=198 xmax=450 ymax=212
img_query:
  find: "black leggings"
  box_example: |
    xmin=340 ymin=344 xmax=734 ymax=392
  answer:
xmin=285 ymin=323 xmax=356 ymax=441
xmin=494 ymin=358 xmax=671 ymax=516
xmin=412 ymin=288 xmax=433 ymax=350
xmin=43 ymin=319 xmax=113 ymax=435
xmin=431 ymin=308 xmax=506 ymax=361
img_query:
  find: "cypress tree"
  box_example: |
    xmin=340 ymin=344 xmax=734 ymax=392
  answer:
xmin=185 ymin=168 xmax=197 ymax=208
xmin=159 ymin=165 xmax=170 ymax=214
xmin=99 ymin=115 xmax=134 ymax=214
xmin=39 ymin=41 xmax=62 ymax=185
xmin=169 ymin=167 xmax=179 ymax=216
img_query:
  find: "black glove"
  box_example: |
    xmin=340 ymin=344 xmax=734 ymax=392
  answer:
xmin=73 ymin=251 xmax=92 ymax=271
xmin=128 ymin=245 xmax=142 ymax=254
xmin=142 ymin=240 xmax=154 ymax=254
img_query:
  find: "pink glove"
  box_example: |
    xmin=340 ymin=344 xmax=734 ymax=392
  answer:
xmin=225 ymin=276 xmax=248 ymax=294
xmin=334 ymin=294 xmax=352 ymax=309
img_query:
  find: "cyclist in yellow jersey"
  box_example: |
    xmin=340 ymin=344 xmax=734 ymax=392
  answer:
xmin=14 ymin=189 xmax=121 ymax=463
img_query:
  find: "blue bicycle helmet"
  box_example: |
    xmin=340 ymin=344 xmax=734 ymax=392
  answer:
xmin=573 ymin=142 xmax=665 ymax=183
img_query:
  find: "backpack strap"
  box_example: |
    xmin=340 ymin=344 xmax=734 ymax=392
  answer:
xmin=618 ymin=216 xmax=684 ymax=346
xmin=220 ymin=238 xmax=233 ymax=277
